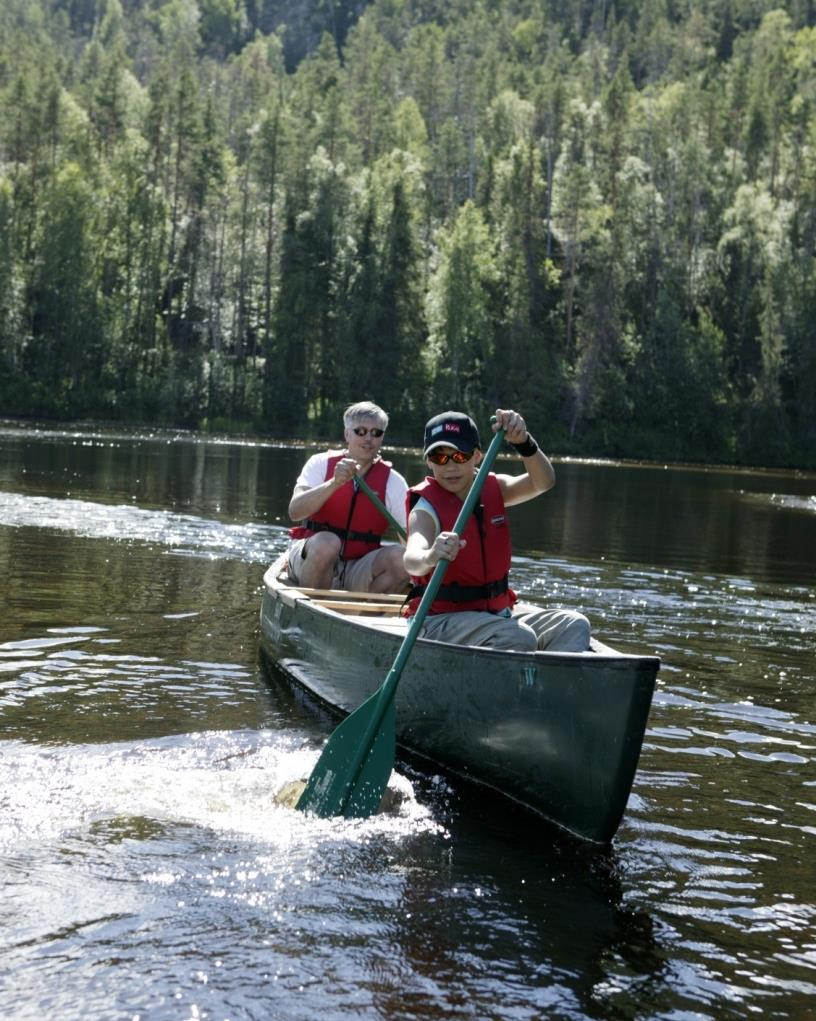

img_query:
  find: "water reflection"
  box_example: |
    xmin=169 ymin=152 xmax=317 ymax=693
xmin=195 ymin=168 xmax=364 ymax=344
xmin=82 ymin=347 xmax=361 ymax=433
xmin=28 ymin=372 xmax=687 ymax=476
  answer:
xmin=372 ymin=792 xmax=666 ymax=1021
xmin=507 ymin=459 xmax=816 ymax=587
xmin=0 ymin=423 xmax=814 ymax=1021
xmin=0 ymin=490 xmax=285 ymax=562
xmin=0 ymin=422 xmax=306 ymax=527
xmin=2 ymin=420 xmax=815 ymax=586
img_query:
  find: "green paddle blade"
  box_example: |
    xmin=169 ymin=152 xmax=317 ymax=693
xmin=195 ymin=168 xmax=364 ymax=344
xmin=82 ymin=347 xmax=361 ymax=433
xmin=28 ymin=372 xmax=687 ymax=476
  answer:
xmin=295 ymin=691 xmax=396 ymax=817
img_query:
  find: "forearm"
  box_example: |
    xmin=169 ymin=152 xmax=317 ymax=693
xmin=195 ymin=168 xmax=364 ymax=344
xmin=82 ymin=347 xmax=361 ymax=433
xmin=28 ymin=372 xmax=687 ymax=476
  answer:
xmin=520 ymin=444 xmax=555 ymax=492
xmin=288 ymin=479 xmax=342 ymax=522
xmin=495 ymin=408 xmax=554 ymax=494
xmin=499 ymin=436 xmax=556 ymax=505
xmin=404 ymin=512 xmax=463 ymax=576
xmin=404 ymin=508 xmax=441 ymax=576
xmin=403 ymin=537 xmax=436 ymax=577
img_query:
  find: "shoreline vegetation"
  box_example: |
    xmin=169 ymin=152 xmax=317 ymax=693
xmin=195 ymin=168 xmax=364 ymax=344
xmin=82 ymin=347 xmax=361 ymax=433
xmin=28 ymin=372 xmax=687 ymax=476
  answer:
xmin=1 ymin=1 xmax=815 ymax=470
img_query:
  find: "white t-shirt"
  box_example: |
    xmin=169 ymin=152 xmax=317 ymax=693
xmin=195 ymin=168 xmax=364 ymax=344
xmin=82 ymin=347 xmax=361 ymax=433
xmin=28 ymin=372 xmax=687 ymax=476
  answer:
xmin=411 ymin=495 xmax=441 ymax=533
xmin=294 ymin=450 xmax=408 ymax=529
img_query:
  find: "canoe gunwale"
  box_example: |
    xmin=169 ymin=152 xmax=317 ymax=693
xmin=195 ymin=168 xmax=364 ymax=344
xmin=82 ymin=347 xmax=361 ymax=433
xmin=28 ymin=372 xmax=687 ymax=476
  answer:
xmin=262 ymin=560 xmax=660 ymax=673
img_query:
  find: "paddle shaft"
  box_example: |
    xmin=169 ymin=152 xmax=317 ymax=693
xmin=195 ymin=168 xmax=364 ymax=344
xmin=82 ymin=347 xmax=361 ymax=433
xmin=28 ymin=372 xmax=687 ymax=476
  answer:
xmin=355 ymin=472 xmax=406 ymax=540
xmin=333 ymin=425 xmax=507 ymax=812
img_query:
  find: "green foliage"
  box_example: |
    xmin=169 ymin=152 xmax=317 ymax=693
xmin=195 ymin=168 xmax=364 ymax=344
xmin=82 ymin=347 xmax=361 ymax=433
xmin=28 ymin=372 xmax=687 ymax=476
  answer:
xmin=426 ymin=200 xmax=498 ymax=417
xmin=25 ymin=161 xmax=105 ymax=415
xmin=0 ymin=0 xmax=815 ymax=466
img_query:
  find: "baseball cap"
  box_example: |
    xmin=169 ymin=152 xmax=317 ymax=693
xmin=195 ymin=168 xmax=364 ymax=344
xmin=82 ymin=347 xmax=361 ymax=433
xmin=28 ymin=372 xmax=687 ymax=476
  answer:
xmin=423 ymin=411 xmax=481 ymax=455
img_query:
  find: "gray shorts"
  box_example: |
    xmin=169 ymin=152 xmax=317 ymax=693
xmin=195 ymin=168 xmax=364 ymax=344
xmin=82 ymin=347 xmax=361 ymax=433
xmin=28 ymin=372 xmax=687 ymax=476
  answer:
xmin=419 ymin=602 xmax=591 ymax=652
xmin=286 ymin=538 xmax=383 ymax=592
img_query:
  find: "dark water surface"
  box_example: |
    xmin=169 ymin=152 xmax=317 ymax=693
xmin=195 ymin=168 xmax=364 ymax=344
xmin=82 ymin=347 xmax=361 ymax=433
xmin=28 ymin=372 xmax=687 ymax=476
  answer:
xmin=0 ymin=422 xmax=813 ymax=1021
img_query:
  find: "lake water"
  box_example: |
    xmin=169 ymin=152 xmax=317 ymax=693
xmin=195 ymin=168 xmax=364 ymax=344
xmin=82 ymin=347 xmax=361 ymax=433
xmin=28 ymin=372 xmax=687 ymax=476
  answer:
xmin=0 ymin=421 xmax=814 ymax=1021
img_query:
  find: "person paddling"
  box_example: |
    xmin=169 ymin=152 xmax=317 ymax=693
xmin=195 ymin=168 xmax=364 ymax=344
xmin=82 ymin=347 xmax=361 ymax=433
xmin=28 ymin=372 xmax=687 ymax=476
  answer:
xmin=287 ymin=401 xmax=409 ymax=593
xmin=403 ymin=409 xmax=590 ymax=651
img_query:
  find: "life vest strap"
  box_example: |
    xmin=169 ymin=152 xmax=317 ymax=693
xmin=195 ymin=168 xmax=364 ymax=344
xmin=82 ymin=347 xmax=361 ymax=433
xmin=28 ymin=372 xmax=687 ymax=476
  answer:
xmin=305 ymin=519 xmax=383 ymax=547
xmin=408 ymin=574 xmax=510 ymax=604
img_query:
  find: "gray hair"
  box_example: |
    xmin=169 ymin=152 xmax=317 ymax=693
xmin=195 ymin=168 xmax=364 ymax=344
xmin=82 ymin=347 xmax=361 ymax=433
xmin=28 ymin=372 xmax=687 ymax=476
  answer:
xmin=343 ymin=401 xmax=389 ymax=431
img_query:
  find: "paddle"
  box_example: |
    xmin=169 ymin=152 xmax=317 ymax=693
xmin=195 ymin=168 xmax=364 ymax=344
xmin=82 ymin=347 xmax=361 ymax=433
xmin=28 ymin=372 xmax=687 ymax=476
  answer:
xmin=296 ymin=422 xmax=507 ymax=818
xmin=355 ymin=472 xmax=406 ymax=540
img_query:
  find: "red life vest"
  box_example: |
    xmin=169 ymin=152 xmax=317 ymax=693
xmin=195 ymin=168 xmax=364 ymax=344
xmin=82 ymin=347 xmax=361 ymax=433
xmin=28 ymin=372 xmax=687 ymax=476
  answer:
xmin=405 ymin=473 xmax=516 ymax=616
xmin=289 ymin=455 xmax=393 ymax=561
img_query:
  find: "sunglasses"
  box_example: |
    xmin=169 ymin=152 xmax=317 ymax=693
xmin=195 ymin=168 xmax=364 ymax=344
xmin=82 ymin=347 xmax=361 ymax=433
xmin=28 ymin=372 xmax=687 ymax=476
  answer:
xmin=427 ymin=449 xmax=475 ymax=465
xmin=352 ymin=426 xmax=385 ymax=438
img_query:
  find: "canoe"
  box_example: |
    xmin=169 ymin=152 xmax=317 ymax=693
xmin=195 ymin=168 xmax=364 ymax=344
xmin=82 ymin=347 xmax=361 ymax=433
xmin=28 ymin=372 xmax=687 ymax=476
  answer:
xmin=259 ymin=557 xmax=659 ymax=844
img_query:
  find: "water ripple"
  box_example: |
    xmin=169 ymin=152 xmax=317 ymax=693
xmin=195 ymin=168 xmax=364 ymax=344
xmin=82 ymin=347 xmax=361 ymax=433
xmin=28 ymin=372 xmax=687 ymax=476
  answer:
xmin=0 ymin=490 xmax=287 ymax=564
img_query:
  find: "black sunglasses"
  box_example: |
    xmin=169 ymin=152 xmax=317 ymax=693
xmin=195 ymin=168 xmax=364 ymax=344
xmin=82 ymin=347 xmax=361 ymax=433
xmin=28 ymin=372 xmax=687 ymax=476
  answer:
xmin=427 ymin=449 xmax=475 ymax=465
xmin=352 ymin=426 xmax=385 ymax=438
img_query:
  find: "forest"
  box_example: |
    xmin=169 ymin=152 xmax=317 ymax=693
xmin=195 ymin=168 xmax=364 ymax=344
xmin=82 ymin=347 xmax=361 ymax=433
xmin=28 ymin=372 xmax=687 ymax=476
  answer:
xmin=1 ymin=0 xmax=815 ymax=466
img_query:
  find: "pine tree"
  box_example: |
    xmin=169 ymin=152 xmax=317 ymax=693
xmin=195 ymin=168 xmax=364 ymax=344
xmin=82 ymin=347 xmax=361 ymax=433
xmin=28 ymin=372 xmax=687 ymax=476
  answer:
xmin=425 ymin=200 xmax=498 ymax=417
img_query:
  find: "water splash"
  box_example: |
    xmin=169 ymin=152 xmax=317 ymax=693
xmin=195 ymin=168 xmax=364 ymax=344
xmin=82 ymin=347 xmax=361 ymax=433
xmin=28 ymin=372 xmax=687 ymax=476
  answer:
xmin=0 ymin=731 xmax=441 ymax=855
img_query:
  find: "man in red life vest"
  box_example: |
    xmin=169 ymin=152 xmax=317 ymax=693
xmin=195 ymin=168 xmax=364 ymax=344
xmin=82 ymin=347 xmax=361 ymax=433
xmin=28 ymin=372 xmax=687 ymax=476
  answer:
xmin=403 ymin=409 xmax=591 ymax=651
xmin=287 ymin=401 xmax=409 ymax=593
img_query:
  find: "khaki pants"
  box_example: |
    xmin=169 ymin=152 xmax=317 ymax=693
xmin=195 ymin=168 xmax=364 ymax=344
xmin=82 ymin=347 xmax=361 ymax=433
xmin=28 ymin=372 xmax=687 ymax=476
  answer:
xmin=287 ymin=539 xmax=384 ymax=592
xmin=419 ymin=602 xmax=591 ymax=652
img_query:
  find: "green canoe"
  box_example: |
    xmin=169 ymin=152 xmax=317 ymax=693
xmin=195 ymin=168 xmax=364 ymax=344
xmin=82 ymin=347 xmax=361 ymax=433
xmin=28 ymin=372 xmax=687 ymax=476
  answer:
xmin=259 ymin=558 xmax=659 ymax=843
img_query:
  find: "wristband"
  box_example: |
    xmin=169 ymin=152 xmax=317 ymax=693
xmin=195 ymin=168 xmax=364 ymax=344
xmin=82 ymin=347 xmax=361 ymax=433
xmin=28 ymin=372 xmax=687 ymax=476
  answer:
xmin=511 ymin=434 xmax=538 ymax=457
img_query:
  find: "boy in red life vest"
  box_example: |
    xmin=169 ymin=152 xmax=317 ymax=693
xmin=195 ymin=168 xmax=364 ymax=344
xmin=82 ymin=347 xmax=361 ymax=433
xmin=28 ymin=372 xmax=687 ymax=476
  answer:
xmin=287 ymin=401 xmax=410 ymax=593
xmin=403 ymin=409 xmax=591 ymax=651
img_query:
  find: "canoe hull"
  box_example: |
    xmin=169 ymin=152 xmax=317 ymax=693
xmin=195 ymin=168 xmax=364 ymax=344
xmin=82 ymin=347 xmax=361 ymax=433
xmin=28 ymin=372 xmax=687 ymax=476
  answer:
xmin=260 ymin=566 xmax=658 ymax=843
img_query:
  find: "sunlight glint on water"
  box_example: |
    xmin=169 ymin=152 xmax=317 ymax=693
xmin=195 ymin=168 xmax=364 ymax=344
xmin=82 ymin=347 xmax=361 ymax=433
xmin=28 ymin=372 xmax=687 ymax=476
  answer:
xmin=0 ymin=426 xmax=814 ymax=1021
xmin=0 ymin=733 xmax=439 ymax=854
